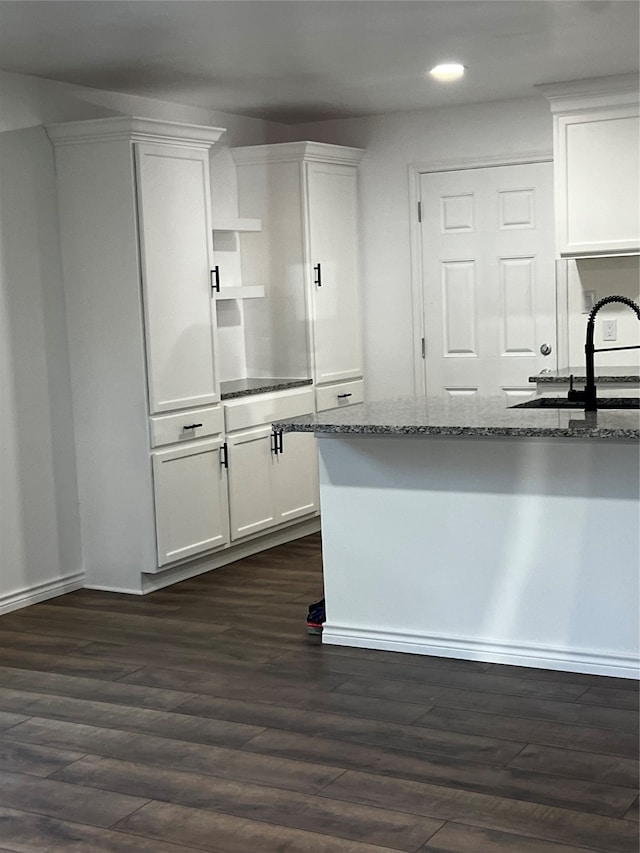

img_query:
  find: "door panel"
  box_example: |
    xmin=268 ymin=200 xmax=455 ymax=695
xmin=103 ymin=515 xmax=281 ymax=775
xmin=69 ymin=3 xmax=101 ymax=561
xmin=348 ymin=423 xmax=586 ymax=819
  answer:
xmin=307 ymin=162 xmax=362 ymax=384
xmin=227 ymin=426 xmax=276 ymax=540
xmin=274 ymin=432 xmax=319 ymax=524
xmin=153 ymin=439 xmax=229 ymax=567
xmin=442 ymin=260 xmax=478 ymax=356
xmin=136 ymin=143 xmax=218 ymax=413
xmin=420 ymin=162 xmax=556 ymax=397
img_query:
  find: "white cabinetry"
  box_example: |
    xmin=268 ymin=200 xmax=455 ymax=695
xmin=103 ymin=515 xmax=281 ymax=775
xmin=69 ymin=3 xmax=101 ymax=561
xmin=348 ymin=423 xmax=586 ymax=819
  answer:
xmin=227 ymin=426 xmax=278 ymax=539
xmin=48 ymin=117 xmax=226 ymax=591
xmin=273 ymin=431 xmax=320 ymax=524
xmin=540 ymin=75 xmax=639 ymax=258
xmin=153 ymin=437 xmax=230 ymax=567
xmin=224 ymin=389 xmax=319 ymax=542
xmin=136 ymin=142 xmax=220 ymax=413
xmin=231 ymin=142 xmax=365 ymax=401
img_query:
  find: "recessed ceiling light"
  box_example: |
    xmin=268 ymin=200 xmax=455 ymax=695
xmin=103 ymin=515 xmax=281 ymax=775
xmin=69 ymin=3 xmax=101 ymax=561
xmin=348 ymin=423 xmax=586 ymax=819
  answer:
xmin=429 ymin=63 xmax=466 ymax=82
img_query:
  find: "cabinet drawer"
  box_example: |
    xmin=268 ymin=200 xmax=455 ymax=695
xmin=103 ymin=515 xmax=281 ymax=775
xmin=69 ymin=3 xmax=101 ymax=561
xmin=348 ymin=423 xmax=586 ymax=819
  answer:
xmin=315 ymin=379 xmax=364 ymax=412
xmin=225 ymin=388 xmax=315 ymax=432
xmin=150 ymin=406 xmax=224 ymax=448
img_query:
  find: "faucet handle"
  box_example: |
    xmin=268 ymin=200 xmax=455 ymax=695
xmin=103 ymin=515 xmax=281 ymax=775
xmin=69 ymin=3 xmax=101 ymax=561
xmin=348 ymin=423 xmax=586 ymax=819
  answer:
xmin=567 ymin=374 xmax=584 ymax=403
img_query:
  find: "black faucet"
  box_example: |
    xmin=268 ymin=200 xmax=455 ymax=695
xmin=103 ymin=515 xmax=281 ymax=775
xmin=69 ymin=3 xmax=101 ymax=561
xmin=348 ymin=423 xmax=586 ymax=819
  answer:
xmin=567 ymin=295 xmax=640 ymax=412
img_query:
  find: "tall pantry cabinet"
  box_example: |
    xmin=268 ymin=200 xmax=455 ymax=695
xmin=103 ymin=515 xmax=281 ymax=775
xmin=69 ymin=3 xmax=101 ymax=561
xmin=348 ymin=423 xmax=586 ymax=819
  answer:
xmin=48 ymin=117 xmax=228 ymax=592
xmin=231 ymin=142 xmax=366 ymax=410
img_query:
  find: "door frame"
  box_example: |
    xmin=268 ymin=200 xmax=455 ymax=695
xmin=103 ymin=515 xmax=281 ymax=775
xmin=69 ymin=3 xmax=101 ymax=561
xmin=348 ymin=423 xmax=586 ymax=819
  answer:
xmin=408 ymin=149 xmax=556 ymax=396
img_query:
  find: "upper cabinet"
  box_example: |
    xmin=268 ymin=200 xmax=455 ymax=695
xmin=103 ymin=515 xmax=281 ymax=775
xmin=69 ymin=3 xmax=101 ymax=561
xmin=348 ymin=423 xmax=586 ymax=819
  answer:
xmin=540 ymin=75 xmax=639 ymax=258
xmin=49 ymin=117 xmax=225 ymax=416
xmin=135 ymin=141 xmax=220 ymax=412
xmin=230 ymin=142 xmax=365 ymax=388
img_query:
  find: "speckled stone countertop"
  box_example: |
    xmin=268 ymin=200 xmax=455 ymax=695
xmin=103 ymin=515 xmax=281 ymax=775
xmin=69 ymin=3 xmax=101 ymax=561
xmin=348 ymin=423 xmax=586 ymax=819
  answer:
xmin=220 ymin=377 xmax=312 ymax=400
xmin=276 ymin=396 xmax=640 ymax=441
xmin=531 ymin=366 xmax=640 ymax=384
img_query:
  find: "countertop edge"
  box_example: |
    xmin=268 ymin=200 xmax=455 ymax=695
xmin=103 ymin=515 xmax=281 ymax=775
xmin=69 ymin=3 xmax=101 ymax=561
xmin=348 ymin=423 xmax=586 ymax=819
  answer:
xmin=276 ymin=422 xmax=639 ymax=440
xmin=532 ymin=375 xmax=640 ymax=384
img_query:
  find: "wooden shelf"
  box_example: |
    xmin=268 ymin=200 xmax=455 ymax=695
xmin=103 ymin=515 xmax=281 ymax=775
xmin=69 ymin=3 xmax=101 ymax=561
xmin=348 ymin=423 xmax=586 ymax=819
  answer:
xmin=214 ymin=285 xmax=265 ymax=300
xmin=212 ymin=217 xmax=262 ymax=232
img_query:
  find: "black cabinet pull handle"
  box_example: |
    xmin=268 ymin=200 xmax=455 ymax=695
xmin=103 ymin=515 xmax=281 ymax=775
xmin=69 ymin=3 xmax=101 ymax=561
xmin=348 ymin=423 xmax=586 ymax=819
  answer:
xmin=210 ymin=266 xmax=220 ymax=293
xmin=220 ymin=442 xmax=228 ymax=468
xmin=337 ymin=393 xmax=352 ymax=399
xmin=183 ymin=423 xmax=203 ymax=430
xmin=313 ymin=263 xmax=322 ymax=287
xmin=271 ymin=430 xmax=284 ymax=454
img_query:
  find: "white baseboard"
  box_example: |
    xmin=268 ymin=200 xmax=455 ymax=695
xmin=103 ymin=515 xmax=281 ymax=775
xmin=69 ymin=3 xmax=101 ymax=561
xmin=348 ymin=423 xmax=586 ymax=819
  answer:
xmin=81 ymin=584 xmax=145 ymax=595
xmin=2 ymin=521 xmax=319 ymax=608
xmin=322 ymin=625 xmax=640 ymax=680
xmin=0 ymin=572 xmax=85 ymax=616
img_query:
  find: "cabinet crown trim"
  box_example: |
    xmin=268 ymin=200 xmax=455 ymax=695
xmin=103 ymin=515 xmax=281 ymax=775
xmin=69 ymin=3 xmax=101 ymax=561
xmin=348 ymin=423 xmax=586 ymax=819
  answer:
xmin=46 ymin=116 xmax=226 ymax=148
xmin=537 ymin=74 xmax=639 ymax=113
xmin=231 ymin=141 xmax=365 ymax=166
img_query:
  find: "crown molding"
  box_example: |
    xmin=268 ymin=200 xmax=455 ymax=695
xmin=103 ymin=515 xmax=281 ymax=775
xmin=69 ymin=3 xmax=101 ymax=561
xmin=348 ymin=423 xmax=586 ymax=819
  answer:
xmin=46 ymin=116 xmax=226 ymax=148
xmin=537 ymin=74 xmax=639 ymax=113
xmin=231 ymin=141 xmax=365 ymax=166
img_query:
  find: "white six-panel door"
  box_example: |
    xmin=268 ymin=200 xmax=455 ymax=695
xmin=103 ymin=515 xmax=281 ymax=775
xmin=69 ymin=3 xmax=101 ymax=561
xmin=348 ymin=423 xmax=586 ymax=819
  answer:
xmin=136 ymin=143 xmax=219 ymax=414
xmin=420 ymin=162 xmax=556 ymax=401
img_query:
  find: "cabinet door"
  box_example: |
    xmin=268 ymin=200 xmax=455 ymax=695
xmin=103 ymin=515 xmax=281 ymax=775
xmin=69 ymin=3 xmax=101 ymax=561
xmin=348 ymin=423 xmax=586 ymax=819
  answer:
xmin=152 ymin=438 xmax=229 ymax=567
xmin=556 ymin=107 xmax=639 ymax=256
xmin=307 ymin=162 xmax=362 ymax=384
xmin=136 ymin=143 xmax=219 ymax=413
xmin=273 ymin=431 xmax=319 ymax=524
xmin=227 ymin=426 xmax=276 ymax=541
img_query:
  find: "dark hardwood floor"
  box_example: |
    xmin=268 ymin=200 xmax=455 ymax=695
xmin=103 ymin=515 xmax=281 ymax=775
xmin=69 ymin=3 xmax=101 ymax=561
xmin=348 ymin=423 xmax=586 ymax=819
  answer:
xmin=0 ymin=532 xmax=638 ymax=853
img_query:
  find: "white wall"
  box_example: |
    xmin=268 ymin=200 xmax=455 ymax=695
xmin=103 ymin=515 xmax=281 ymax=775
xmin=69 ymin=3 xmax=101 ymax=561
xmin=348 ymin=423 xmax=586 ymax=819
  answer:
xmin=0 ymin=70 xmax=286 ymax=611
xmin=567 ymin=257 xmax=640 ymax=368
xmin=291 ymin=97 xmax=555 ymax=400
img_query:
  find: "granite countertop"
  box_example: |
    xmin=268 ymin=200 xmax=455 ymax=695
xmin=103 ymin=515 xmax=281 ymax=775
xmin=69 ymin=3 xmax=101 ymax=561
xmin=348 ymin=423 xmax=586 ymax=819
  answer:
xmin=220 ymin=377 xmax=313 ymax=400
xmin=276 ymin=396 xmax=640 ymax=441
xmin=531 ymin=366 xmax=640 ymax=384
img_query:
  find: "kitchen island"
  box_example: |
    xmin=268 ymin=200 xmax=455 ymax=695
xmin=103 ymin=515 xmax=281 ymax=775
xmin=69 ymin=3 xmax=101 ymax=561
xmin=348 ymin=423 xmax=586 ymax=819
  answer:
xmin=277 ymin=397 xmax=640 ymax=679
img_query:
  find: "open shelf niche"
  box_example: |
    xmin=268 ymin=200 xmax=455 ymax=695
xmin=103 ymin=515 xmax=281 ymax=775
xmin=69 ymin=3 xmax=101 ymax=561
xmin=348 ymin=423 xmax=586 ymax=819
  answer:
xmin=212 ymin=217 xmax=264 ymax=299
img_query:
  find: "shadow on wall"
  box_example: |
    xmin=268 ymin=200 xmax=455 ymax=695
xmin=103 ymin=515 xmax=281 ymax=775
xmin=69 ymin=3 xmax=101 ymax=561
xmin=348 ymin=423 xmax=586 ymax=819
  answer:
xmin=0 ymin=126 xmax=82 ymax=603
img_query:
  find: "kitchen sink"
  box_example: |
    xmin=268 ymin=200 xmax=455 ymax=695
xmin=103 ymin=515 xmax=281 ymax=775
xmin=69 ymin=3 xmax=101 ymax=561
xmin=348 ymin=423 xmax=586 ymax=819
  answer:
xmin=510 ymin=397 xmax=640 ymax=409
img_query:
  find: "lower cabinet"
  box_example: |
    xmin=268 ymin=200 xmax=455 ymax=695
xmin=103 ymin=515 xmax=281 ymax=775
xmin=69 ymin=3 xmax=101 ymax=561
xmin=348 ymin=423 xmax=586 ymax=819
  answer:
xmin=273 ymin=431 xmax=319 ymax=525
xmin=227 ymin=426 xmax=319 ymax=542
xmin=149 ymin=390 xmax=319 ymax=572
xmin=152 ymin=437 xmax=230 ymax=567
xmin=227 ymin=426 xmax=277 ymax=540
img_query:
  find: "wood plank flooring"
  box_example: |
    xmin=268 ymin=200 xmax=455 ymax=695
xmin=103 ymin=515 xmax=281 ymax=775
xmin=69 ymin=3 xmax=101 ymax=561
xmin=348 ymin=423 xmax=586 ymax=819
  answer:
xmin=0 ymin=532 xmax=638 ymax=853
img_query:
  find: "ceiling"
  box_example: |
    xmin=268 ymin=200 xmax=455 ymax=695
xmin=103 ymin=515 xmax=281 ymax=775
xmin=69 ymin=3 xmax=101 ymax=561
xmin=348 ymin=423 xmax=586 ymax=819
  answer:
xmin=0 ymin=1 xmax=638 ymax=124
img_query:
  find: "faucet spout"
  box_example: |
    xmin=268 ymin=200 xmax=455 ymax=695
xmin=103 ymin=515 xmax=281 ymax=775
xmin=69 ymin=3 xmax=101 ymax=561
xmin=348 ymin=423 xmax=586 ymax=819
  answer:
xmin=583 ymin=295 xmax=640 ymax=412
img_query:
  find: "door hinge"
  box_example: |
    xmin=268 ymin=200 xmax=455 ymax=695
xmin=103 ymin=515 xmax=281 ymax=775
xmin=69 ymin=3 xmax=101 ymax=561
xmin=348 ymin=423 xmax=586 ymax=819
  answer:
xmin=421 ymin=337 xmax=426 ymax=359
xmin=417 ymin=201 xmax=422 ymax=223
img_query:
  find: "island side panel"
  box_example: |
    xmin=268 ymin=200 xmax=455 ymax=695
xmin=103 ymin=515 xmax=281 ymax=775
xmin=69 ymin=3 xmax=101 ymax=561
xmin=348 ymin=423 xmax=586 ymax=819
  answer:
xmin=317 ymin=434 xmax=639 ymax=679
